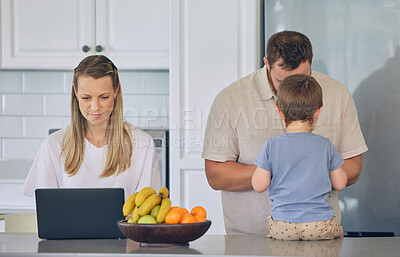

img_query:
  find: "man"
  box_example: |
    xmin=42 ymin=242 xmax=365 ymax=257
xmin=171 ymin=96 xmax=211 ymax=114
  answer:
xmin=201 ymin=30 xmax=368 ymax=235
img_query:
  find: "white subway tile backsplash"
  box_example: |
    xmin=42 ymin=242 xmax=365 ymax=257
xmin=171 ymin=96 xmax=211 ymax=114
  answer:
xmin=23 ymin=117 xmax=63 ymax=138
xmin=2 ymin=94 xmax=43 ymax=116
xmin=22 ymin=72 xmax=63 ymax=94
xmin=145 ymin=71 xmax=169 ymax=94
xmin=63 ymin=72 xmax=73 ymax=94
xmin=125 ymin=117 xmax=169 ymax=129
xmin=0 ymin=69 xmax=169 ymax=161
xmin=123 ymin=95 xmax=168 ymax=118
xmin=0 ymin=71 xmax=22 ymax=93
xmin=43 ymin=95 xmax=70 ymax=116
xmin=166 ymin=96 xmax=170 ymax=113
xmin=0 ymin=117 xmax=23 ymax=138
xmin=119 ymin=71 xmax=145 ymax=94
xmin=2 ymin=139 xmax=43 ymax=159
xmin=62 ymin=117 xmax=71 ymax=128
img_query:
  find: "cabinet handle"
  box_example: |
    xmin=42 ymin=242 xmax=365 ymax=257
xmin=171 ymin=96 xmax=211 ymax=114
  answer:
xmin=82 ymin=45 xmax=90 ymax=53
xmin=96 ymin=45 xmax=103 ymax=53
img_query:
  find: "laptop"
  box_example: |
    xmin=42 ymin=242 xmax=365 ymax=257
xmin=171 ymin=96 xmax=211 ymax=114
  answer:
xmin=35 ymin=188 xmax=125 ymax=239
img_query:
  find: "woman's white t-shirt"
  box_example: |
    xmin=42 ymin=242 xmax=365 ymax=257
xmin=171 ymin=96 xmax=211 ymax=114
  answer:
xmin=22 ymin=127 xmax=161 ymax=200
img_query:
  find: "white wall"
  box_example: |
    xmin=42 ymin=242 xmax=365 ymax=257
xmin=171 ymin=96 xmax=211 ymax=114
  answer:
xmin=169 ymin=0 xmax=261 ymax=234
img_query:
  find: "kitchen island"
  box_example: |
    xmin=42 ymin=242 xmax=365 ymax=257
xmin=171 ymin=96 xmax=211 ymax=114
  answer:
xmin=0 ymin=233 xmax=399 ymax=257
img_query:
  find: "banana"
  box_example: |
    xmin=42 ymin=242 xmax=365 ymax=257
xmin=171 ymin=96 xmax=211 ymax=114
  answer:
xmin=150 ymin=205 xmax=161 ymax=218
xmin=129 ymin=206 xmax=140 ymax=223
xmin=135 ymin=187 xmax=157 ymax=207
xmin=138 ymin=194 xmax=162 ymax=217
xmin=122 ymin=192 xmax=138 ymax=216
xmin=158 ymin=187 xmax=169 ymax=198
xmin=156 ymin=197 xmax=172 ymax=223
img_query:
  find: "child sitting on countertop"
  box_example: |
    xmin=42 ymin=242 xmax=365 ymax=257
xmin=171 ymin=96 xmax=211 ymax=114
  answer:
xmin=252 ymin=74 xmax=347 ymax=240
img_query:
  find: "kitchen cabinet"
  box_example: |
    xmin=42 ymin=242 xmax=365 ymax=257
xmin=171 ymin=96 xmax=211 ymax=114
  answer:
xmin=0 ymin=0 xmax=169 ymax=70
xmin=169 ymin=0 xmax=261 ymax=235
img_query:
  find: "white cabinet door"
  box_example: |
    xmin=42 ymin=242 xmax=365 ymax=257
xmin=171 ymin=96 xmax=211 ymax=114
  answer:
xmin=169 ymin=0 xmax=261 ymax=235
xmin=1 ymin=0 xmax=169 ymax=70
xmin=96 ymin=0 xmax=169 ymax=70
xmin=1 ymin=0 xmax=94 ymax=69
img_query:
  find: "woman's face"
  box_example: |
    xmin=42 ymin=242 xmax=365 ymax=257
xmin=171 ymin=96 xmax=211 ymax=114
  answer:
xmin=74 ymin=75 xmax=118 ymax=130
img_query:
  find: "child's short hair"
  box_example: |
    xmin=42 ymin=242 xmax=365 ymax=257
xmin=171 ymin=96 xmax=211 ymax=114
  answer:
xmin=276 ymin=74 xmax=323 ymax=126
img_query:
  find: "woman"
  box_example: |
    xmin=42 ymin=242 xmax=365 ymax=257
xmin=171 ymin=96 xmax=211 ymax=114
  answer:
xmin=22 ymin=55 xmax=161 ymax=199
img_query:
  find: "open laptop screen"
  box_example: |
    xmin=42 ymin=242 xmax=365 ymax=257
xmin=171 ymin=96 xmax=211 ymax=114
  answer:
xmin=35 ymin=188 xmax=125 ymax=239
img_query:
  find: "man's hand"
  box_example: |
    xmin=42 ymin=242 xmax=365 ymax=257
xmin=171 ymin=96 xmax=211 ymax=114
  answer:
xmin=342 ymin=154 xmax=363 ymax=186
xmin=204 ymin=160 xmax=257 ymax=192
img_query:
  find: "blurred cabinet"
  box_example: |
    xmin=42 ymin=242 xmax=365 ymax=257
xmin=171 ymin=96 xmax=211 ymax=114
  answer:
xmin=0 ymin=0 xmax=169 ymax=70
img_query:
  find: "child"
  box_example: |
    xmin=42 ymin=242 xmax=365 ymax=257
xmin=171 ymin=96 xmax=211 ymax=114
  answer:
xmin=252 ymin=74 xmax=347 ymax=240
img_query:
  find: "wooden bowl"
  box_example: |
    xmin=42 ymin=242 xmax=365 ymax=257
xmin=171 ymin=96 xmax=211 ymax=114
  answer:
xmin=117 ymin=220 xmax=211 ymax=247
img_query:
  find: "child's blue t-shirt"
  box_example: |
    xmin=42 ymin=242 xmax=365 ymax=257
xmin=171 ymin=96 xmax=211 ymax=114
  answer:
xmin=254 ymin=132 xmax=344 ymax=223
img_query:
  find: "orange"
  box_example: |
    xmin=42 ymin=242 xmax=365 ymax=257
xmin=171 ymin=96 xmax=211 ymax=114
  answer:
xmin=194 ymin=214 xmax=206 ymax=223
xmin=179 ymin=213 xmax=196 ymax=224
xmin=170 ymin=206 xmax=184 ymax=215
xmin=164 ymin=209 xmax=182 ymax=224
xmin=190 ymin=206 xmax=207 ymax=219
xmin=181 ymin=207 xmax=189 ymax=214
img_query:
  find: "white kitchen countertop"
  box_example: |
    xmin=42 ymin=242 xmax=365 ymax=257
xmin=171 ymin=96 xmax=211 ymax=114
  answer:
xmin=0 ymin=233 xmax=399 ymax=257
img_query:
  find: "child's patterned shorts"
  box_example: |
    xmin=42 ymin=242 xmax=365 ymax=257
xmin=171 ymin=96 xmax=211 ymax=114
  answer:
xmin=267 ymin=215 xmax=343 ymax=240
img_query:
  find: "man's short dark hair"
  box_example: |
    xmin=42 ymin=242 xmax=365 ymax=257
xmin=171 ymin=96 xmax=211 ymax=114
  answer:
xmin=266 ymin=31 xmax=313 ymax=70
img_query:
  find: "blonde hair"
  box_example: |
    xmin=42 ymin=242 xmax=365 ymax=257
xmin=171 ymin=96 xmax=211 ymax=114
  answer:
xmin=61 ymin=55 xmax=132 ymax=177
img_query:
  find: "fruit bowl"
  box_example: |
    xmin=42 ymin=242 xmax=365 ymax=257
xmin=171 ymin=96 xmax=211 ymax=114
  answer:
xmin=117 ymin=220 xmax=212 ymax=247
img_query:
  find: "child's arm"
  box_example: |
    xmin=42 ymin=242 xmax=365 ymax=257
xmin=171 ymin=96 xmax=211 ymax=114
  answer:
xmin=252 ymin=166 xmax=271 ymax=193
xmin=329 ymin=166 xmax=348 ymax=191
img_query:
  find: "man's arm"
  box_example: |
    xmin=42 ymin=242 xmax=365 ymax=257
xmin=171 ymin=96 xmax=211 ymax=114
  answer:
xmin=205 ymin=159 xmax=256 ymax=192
xmin=342 ymin=154 xmax=362 ymax=186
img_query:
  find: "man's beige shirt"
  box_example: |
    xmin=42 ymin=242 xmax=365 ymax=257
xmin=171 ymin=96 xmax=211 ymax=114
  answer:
xmin=202 ymin=66 xmax=368 ymax=235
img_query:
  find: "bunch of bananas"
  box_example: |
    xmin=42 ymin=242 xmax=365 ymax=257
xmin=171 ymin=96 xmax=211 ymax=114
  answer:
xmin=122 ymin=186 xmax=171 ymax=224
